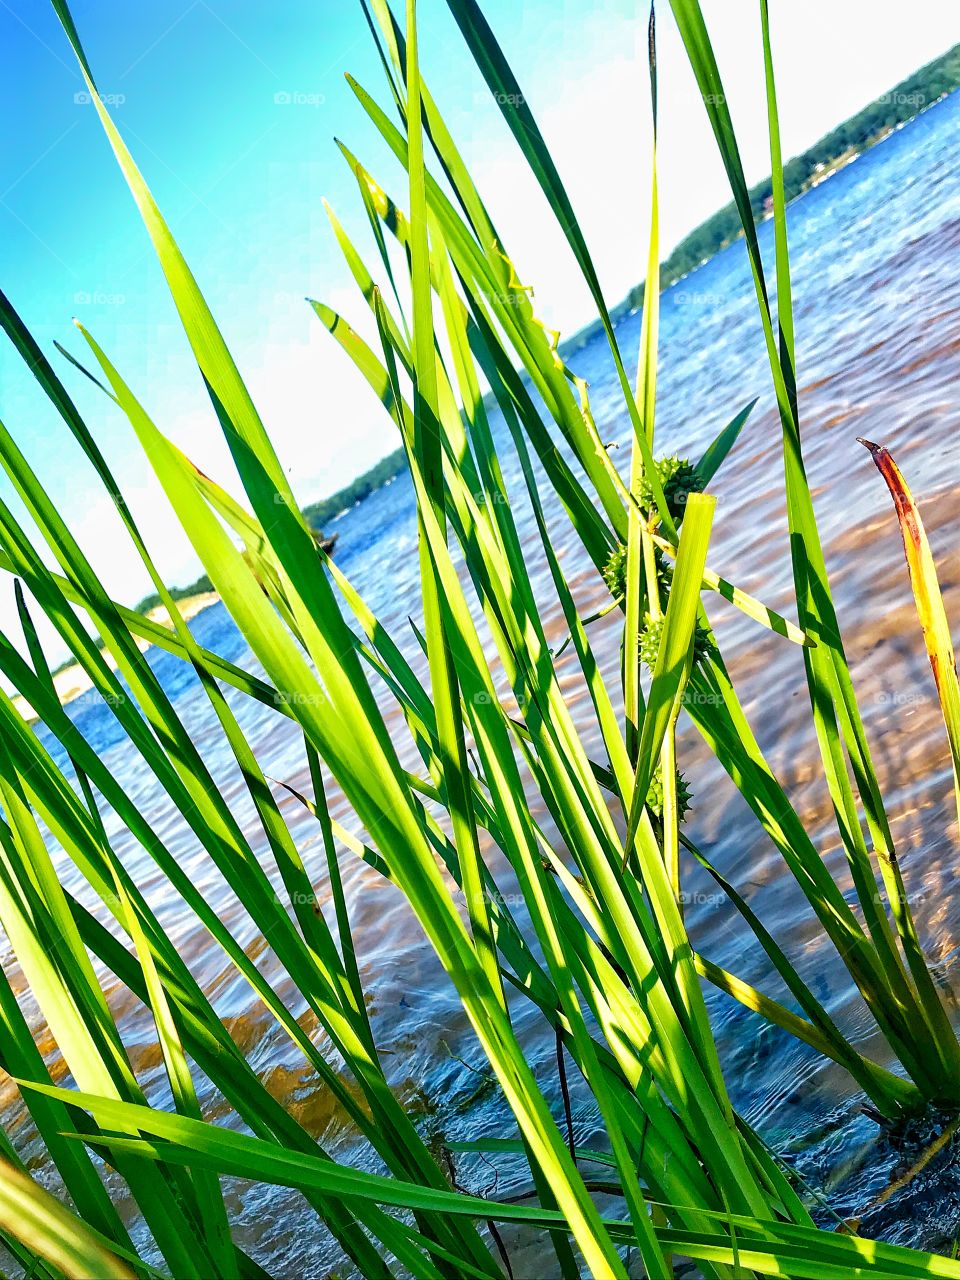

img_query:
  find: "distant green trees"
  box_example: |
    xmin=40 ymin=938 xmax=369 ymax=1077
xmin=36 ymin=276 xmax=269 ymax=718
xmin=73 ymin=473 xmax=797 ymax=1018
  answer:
xmin=133 ymin=472 xmax=378 ymax=614
xmin=134 ymin=572 xmax=213 ymax=616
xmin=131 ymin=453 xmax=407 ymax=615
xmin=140 ymin=45 xmax=960 ymax=612
xmin=561 ymin=42 xmax=960 ymax=354
xmin=132 ymin=476 xmax=371 ymax=616
xmin=301 ymin=445 xmax=407 ymax=529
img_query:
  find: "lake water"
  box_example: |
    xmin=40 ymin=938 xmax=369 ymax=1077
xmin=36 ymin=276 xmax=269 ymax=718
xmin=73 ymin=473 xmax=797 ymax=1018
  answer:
xmin=13 ymin=88 xmax=960 ymax=1275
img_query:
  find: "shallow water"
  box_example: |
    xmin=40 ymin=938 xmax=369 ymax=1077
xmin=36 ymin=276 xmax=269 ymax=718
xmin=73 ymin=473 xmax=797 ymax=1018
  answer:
xmin=11 ymin=90 xmax=960 ymax=1276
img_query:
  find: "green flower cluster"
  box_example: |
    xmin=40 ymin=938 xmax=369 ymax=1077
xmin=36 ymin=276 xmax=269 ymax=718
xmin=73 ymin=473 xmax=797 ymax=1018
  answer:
xmin=601 ymin=542 xmax=673 ymax=602
xmin=639 ymin=455 xmax=703 ymax=522
xmin=638 ymin=612 xmax=715 ymax=672
xmin=601 ymin=542 xmax=627 ymax=599
xmin=645 ymin=762 xmax=693 ymax=824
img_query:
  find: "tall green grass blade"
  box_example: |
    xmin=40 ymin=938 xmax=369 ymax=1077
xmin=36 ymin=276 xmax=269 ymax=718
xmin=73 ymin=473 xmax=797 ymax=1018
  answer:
xmin=440 ymin=0 xmax=674 ymax=537
xmin=665 ymin=0 xmax=960 ymax=1102
xmin=626 ymin=495 xmax=715 ymax=852
xmin=0 ymin=1158 xmax=136 ymax=1280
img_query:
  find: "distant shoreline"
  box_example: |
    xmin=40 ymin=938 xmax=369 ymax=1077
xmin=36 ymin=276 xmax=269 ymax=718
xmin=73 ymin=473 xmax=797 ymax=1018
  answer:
xmin=14 ymin=591 xmax=219 ymax=722
xmin=561 ymin=58 xmax=959 ymax=355
xmin=298 ymin=48 xmax=960 ymax=523
xmin=23 ymin=531 xmax=340 ymax=721
xmin=25 ymin=52 xmax=958 ymax=727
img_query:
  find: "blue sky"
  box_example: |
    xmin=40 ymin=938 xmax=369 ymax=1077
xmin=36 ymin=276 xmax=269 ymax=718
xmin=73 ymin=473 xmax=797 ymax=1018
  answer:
xmin=0 ymin=0 xmax=957 ymax=656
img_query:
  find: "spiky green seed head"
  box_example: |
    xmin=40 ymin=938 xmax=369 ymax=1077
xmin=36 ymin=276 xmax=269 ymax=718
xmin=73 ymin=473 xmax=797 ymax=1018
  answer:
xmin=602 ymin=543 xmax=673 ymax=601
xmin=646 ymin=762 xmax=693 ymax=824
xmin=639 ymin=456 xmax=703 ymax=522
xmin=639 ymin=612 xmax=714 ymax=672
xmin=639 ymin=613 xmax=664 ymax=669
xmin=602 ymin=543 xmax=627 ymax=599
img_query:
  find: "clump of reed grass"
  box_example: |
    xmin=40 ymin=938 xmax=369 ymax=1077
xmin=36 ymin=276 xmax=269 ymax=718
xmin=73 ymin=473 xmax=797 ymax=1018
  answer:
xmin=0 ymin=0 xmax=957 ymax=1277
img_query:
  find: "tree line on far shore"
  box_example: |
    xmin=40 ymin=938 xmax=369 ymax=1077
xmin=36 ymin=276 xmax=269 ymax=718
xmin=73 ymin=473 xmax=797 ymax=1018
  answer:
xmin=137 ymin=42 xmax=960 ymax=619
xmin=561 ymin=40 xmax=960 ymax=354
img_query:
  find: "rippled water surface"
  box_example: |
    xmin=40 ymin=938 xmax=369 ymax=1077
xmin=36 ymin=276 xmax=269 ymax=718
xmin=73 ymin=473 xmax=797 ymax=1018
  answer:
xmin=13 ymin=91 xmax=960 ymax=1276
